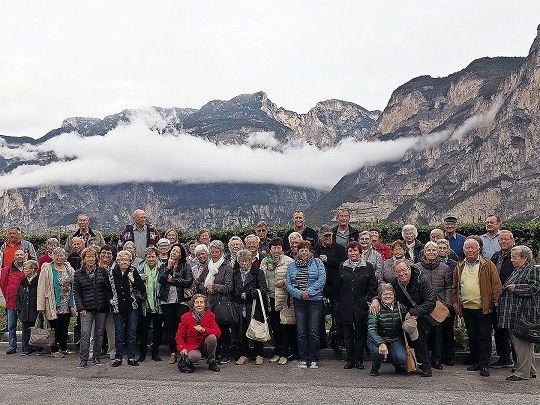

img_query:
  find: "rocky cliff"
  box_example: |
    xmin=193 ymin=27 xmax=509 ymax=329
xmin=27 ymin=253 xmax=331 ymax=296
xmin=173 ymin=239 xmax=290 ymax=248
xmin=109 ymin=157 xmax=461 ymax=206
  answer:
xmin=308 ymin=26 xmax=540 ymax=225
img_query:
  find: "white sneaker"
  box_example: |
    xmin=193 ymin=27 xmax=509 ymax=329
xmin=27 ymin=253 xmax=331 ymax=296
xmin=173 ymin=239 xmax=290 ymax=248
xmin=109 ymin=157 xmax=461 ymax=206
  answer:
xmin=269 ymin=355 xmax=280 ymax=363
xmin=298 ymin=361 xmax=308 ymax=368
xmin=310 ymin=361 xmax=319 ymax=369
xmin=235 ymin=356 xmax=248 ymax=365
xmin=278 ymin=357 xmax=288 ymax=365
xmin=255 ymin=356 xmax=264 ymax=365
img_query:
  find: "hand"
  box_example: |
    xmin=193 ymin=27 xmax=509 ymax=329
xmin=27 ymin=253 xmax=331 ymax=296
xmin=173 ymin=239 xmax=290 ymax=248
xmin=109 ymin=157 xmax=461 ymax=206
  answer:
xmin=70 ymin=308 xmax=77 ymax=317
xmin=127 ymin=272 xmax=135 ymax=284
xmin=168 ymin=259 xmax=176 ymax=269
xmin=319 ymin=255 xmax=328 ymax=262
xmin=80 ymin=310 xmax=87 ymax=317
xmin=300 ymin=291 xmax=309 ymax=300
xmin=370 ymin=299 xmax=380 ymax=315
xmin=379 ymin=343 xmax=388 ymax=358
xmin=207 ymin=284 xmax=214 ymax=293
xmin=506 ymin=284 xmax=516 ymax=292
xmin=167 ymin=274 xmax=173 ymax=283
xmin=241 ymin=292 xmax=247 ymax=300
xmin=194 ymin=325 xmax=205 ymax=333
xmin=180 ymin=349 xmax=188 ymax=355
xmin=140 ymin=273 xmax=148 ymax=281
xmin=275 ymin=280 xmax=285 ymax=288
xmin=405 ymin=312 xmax=417 ymax=320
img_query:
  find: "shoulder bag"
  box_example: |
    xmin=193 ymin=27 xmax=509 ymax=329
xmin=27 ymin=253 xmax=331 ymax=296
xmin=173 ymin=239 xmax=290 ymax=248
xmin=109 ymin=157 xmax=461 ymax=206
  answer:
xmin=246 ymin=289 xmax=271 ymax=342
xmin=398 ymin=283 xmax=449 ymax=326
xmin=513 ymin=298 xmax=540 ymax=344
xmin=398 ymin=302 xmax=418 ymax=373
xmin=213 ymin=294 xmax=239 ymax=325
xmin=29 ymin=313 xmax=56 ymax=347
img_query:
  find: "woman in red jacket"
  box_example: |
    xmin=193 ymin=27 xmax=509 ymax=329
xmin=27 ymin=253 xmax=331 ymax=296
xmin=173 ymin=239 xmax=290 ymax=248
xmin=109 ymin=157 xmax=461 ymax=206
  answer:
xmin=176 ymin=294 xmax=221 ymax=373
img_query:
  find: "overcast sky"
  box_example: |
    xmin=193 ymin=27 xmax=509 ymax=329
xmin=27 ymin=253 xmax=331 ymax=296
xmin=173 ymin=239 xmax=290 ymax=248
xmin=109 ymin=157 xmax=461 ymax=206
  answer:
xmin=1 ymin=1 xmax=539 ymax=138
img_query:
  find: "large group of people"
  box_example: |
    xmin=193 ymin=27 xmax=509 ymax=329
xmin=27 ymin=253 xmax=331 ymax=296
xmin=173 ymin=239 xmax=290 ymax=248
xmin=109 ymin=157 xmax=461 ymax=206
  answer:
xmin=0 ymin=210 xmax=539 ymax=382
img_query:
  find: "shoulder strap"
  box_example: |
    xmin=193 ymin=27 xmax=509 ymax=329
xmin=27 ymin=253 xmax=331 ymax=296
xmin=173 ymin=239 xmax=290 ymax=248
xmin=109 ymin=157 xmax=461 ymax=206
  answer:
xmin=397 ymin=302 xmax=410 ymax=349
xmin=398 ymin=282 xmax=417 ymax=307
xmin=252 ymin=289 xmax=268 ymax=321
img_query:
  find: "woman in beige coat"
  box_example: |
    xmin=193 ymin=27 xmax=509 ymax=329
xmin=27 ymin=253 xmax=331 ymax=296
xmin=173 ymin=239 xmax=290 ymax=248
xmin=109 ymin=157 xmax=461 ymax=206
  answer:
xmin=37 ymin=247 xmax=76 ymax=358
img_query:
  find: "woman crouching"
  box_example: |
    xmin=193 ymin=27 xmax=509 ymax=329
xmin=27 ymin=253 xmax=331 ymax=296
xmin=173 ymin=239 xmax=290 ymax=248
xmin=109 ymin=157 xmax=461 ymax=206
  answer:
xmin=176 ymin=294 xmax=221 ymax=373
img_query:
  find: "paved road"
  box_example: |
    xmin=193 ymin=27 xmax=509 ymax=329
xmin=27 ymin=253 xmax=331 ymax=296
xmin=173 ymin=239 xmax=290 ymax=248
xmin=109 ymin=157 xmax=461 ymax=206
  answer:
xmin=0 ymin=352 xmax=537 ymax=404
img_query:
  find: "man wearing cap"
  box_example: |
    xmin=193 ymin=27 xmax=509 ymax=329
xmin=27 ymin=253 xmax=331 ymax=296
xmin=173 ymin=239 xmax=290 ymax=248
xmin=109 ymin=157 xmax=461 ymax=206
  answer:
xmin=282 ymin=211 xmax=318 ymax=252
xmin=332 ymin=208 xmax=359 ymax=247
xmin=373 ymin=258 xmax=436 ymax=377
xmin=444 ymin=216 xmax=466 ymax=261
xmin=314 ymin=225 xmax=347 ymax=350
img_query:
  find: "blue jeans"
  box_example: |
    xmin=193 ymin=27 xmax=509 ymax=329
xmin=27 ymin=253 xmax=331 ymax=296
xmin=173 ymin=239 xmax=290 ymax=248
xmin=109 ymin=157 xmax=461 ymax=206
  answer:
xmin=368 ymin=339 xmax=407 ymax=370
xmin=114 ymin=310 xmax=138 ymax=360
xmin=293 ymin=298 xmax=323 ymax=363
xmin=7 ymin=309 xmax=17 ymax=350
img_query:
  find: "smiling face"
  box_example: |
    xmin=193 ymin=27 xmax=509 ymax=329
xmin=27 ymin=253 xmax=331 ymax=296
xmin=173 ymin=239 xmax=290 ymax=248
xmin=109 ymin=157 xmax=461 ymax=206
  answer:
xmin=499 ymin=232 xmax=514 ymax=252
xmin=157 ymin=243 xmax=170 ymax=256
xmin=229 ymin=239 xmax=243 ymax=254
xmin=392 ymin=245 xmax=405 ymax=259
xmin=347 ymin=247 xmax=361 ymax=261
xmin=99 ymin=250 xmax=113 ymax=266
xmin=394 ymin=261 xmax=411 ymax=284
xmin=14 ymin=250 xmax=25 ymax=265
xmin=146 ymin=251 xmax=158 ymax=268
xmin=437 ymin=242 xmax=449 ymax=258
xmin=270 ymin=244 xmax=283 ymax=260
xmin=381 ymin=289 xmax=395 ymax=306
xmin=199 ymin=232 xmax=210 ymax=245
xmin=485 ymin=216 xmax=501 ymax=233
xmin=193 ymin=296 xmax=206 ymax=313
xmin=133 ymin=210 xmax=147 ymax=228
xmin=403 ymin=230 xmax=415 ymax=244
xmin=77 ymin=215 xmax=89 ymax=230
xmin=293 ymin=212 xmax=305 ymax=229
xmin=424 ymin=245 xmax=438 ymax=261
xmin=297 ymin=247 xmax=310 ymax=261
xmin=358 ymin=234 xmax=371 ymax=250
xmin=72 ymin=238 xmax=84 ymax=253
xmin=83 ymin=249 xmax=97 ymax=268
xmin=165 ymin=230 xmax=178 ymax=244
xmin=245 ymin=238 xmax=259 ymax=255
xmin=463 ymin=239 xmax=480 ymax=262
xmin=196 ymin=251 xmax=208 ymax=264
xmin=444 ymin=221 xmax=456 ymax=235
xmin=337 ymin=209 xmax=350 ymax=227
xmin=170 ymin=246 xmax=182 ymax=261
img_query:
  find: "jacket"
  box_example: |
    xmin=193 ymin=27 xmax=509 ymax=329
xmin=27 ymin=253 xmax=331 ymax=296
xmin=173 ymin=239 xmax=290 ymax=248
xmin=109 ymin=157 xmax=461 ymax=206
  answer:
xmin=282 ymin=227 xmax=319 ymax=252
xmin=313 ymin=242 xmax=346 ymax=299
xmin=73 ymin=266 xmax=112 ymax=313
xmin=391 ymin=267 xmax=436 ymax=318
xmin=452 ymin=257 xmax=502 ymax=315
xmin=232 ymin=266 xmax=269 ymax=322
xmin=271 ymin=255 xmax=294 ymax=312
xmin=490 ymin=250 xmax=515 ymax=285
xmin=367 ymin=302 xmax=406 ymax=345
xmin=498 ymin=262 xmax=540 ymax=329
xmin=158 ymin=261 xmax=194 ymax=303
xmin=0 ymin=240 xmax=37 ymax=268
xmin=375 ymin=243 xmax=392 ymax=261
xmin=0 ymin=264 xmax=25 ymax=309
xmin=335 ymin=259 xmax=378 ymax=325
xmin=175 ymin=310 xmax=222 ymax=352
xmin=331 ymin=225 xmax=359 ymax=246
xmin=117 ymin=224 xmax=160 ymax=250
xmin=363 ymin=248 xmax=384 ymax=281
xmin=190 ymin=262 xmax=209 ymax=295
xmin=405 ymin=240 xmax=424 ymax=264
xmin=37 ymin=262 xmax=76 ymax=320
xmin=64 ymin=227 xmax=106 ymax=254
xmin=206 ymin=262 xmax=234 ymax=309
xmin=382 ymin=258 xmax=397 ymax=284
xmin=110 ymin=265 xmax=146 ymax=314
xmin=16 ymin=276 xmax=39 ymax=323
xmin=285 ymin=257 xmax=326 ymax=301
xmin=413 ymin=260 xmax=452 ymax=307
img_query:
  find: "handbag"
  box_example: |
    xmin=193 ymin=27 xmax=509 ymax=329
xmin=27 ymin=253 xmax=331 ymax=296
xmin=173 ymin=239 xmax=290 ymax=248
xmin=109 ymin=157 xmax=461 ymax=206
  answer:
xmin=398 ymin=283 xmax=449 ymax=326
xmin=399 ymin=303 xmax=418 ymax=373
xmin=246 ymin=289 xmax=271 ymax=342
xmin=279 ymin=295 xmax=296 ymax=325
xmin=513 ymin=299 xmax=540 ymax=344
xmin=29 ymin=313 xmax=56 ymax=348
xmin=212 ymin=295 xmax=239 ymax=325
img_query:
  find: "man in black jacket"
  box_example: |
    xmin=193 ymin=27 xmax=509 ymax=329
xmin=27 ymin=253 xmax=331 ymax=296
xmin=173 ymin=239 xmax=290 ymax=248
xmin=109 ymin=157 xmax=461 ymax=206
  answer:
xmin=489 ymin=230 xmax=515 ymax=369
xmin=314 ymin=225 xmax=347 ymax=350
xmin=282 ymin=211 xmax=318 ymax=252
xmin=331 ymin=208 xmax=359 ymax=247
xmin=375 ymin=259 xmax=436 ymax=377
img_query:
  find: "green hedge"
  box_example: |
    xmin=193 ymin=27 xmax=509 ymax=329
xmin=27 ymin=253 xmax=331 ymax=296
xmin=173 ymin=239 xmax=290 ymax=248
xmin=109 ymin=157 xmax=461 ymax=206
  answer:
xmin=2 ymin=221 xmax=540 ymax=257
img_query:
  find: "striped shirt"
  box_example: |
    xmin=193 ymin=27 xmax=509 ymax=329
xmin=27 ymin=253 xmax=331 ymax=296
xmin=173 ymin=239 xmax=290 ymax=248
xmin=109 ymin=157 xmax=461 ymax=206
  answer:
xmin=296 ymin=265 xmax=309 ymax=290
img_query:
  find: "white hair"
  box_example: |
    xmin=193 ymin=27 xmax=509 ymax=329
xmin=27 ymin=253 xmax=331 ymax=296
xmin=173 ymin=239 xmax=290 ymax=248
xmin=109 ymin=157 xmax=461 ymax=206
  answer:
xmin=288 ymin=232 xmax=302 ymax=242
xmin=401 ymin=224 xmax=418 ymax=238
xmin=194 ymin=244 xmax=209 ymax=255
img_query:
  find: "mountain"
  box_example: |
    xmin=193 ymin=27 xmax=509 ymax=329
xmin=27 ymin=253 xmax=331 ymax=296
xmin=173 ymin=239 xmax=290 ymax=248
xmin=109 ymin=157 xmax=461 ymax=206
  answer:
xmin=0 ymin=93 xmax=378 ymax=231
xmin=308 ymin=26 xmax=540 ymax=225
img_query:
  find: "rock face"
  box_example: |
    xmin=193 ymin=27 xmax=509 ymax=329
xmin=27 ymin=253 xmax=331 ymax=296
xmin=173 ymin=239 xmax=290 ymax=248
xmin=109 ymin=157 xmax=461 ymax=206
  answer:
xmin=0 ymin=93 xmax=374 ymax=231
xmin=308 ymin=27 xmax=540 ymax=225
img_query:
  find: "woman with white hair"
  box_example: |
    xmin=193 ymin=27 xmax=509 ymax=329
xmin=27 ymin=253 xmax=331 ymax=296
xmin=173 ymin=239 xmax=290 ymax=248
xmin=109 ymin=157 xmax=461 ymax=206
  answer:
xmin=109 ymin=250 xmax=146 ymax=367
xmin=205 ymin=240 xmax=234 ymax=364
xmin=122 ymin=241 xmax=143 ymax=267
xmin=498 ymin=245 xmax=540 ymax=381
xmin=189 ymin=244 xmax=210 ymax=296
xmin=413 ymin=241 xmax=451 ymax=370
xmin=37 ymin=247 xmax=76 ymax=358
xmin=286 ymin=232 xmax=303 ymax=258
xmin=402 ymin=224 xmax=424 ymax=264
xmin=226 ymin=236 xmax=244 ymax=269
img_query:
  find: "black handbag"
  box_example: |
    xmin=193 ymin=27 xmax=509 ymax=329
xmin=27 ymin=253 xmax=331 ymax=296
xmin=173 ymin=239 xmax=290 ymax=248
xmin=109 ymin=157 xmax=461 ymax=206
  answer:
xmin=513 ymin=299 xmax=540 ymax=344
xmin=212 ymin=295 xmax=239 ymax=325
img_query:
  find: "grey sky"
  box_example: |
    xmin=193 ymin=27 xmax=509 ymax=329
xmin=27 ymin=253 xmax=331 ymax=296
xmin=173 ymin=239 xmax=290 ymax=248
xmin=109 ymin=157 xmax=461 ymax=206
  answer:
xmin=1 ymin=0 xmax=539 ymax=138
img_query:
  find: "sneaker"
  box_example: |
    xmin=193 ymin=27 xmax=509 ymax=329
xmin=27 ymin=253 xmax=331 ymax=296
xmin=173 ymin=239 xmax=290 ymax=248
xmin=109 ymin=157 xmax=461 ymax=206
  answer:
xmin=269 ymin=355 xmax=280 ymax=363
xmin=309 ymin=361 xmax=319 ymax=369
xmin=52 ymin=351 xmax=65 ymax=358
xmin=235 ymin=356 xmax=248 ymax=365
xmin=127 ymin=358 xmax=140 ymax=366
xmin=277 ymin=357 xmax=288 ymax=365
xmin=6 ymin=347 xmax=16 ymax=355
xmin=21 ymin=351 xmax=29 ymax=356
xmin=298 ymin=361 xmax=308 ymax=368
xmin=218 ymin=356 xmax=230 ymax=365
xmin=77 ymin=361 xmax=87 ymax=369
xmin=255 ymin=356 xmax=264 ymax=365
xmin=111 ymin=359 xmax=122 ymax=367
xmin=62 ymin=350 xmax=74 ymax=355
xmin=93 ymin=359 xmax=103 ymax=366
xmin=490 ymin=359 xmax=514 ymax=369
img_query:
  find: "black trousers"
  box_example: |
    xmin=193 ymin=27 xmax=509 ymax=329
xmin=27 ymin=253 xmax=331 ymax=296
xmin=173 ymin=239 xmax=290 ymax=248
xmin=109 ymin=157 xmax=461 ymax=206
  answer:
xmin=492 ymin=310 xmax=514 ymax=363
xmin=49 ymin=313 xmax=71 ymax=352
xmin=268 ymin=298 xmax=284 ymax=357
xmin=462 ymin=308 xmax=493 ymax=368
xmin=161 ymin=303 xmax=187 ymax=353
xmin=138 ymin=311 xmax=163 ymax=357
xmin=428 ymin=324 xmax=443 ymax=364
xmin=411 ymin=318 xmax=432 ymax=372
xmin=441 ymin=308 xmax=456 ymax=363
xmin=341 ymin=311 xmax=368 ymax=363
xmin=238 ymin=316 xmax=263 ymax=358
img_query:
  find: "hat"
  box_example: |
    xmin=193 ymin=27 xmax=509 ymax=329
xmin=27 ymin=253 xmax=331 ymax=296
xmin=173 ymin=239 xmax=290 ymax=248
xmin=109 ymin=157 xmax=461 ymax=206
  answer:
xmin=319 ymin=224 xmax=333 ymax=235
xmin=444 ymin=216 xmax=458 ymax=223
xmin=402 ymin=317 xmax=419 ymax=341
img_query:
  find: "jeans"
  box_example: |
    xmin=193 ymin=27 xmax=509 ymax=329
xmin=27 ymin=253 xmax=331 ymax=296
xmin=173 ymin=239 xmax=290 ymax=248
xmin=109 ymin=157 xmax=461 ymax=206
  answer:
xmin=368 ymin=339 xmax=408 ymax=370
xmin=80 ymin=312 xmax=107 ymax=362
xmin=114 ymin=310 xmax=138 ymax=360
xmin=293 ymin=298 xmax=323 ymax=363
xmin=7 ymin=309 xmax=17 ymax=349
xmin=462 ymin=308 xmax=493 ymax=368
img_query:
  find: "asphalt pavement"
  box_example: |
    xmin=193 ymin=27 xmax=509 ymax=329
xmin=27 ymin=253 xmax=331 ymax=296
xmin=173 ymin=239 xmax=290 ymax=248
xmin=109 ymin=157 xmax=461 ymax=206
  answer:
xmin=0 ymin=350 xmax=538 ymax=404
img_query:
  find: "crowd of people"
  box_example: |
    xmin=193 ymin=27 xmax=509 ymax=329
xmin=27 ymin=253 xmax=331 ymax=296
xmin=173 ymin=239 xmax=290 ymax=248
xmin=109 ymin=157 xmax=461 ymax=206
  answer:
xmin=0 ymin=209 xmax=539 ymax=382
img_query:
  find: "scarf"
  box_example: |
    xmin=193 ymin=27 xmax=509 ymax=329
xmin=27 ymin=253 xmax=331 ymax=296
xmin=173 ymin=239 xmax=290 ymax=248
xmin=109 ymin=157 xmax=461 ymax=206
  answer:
xmin=192 ymin=310 xmax=204 ymax=324
xmin=240 ymin=267 xmax=249 ymax=285
xmin=420 ymin=257 xmax=440 ymax=270
xmin=343 ymin=258 xmax=367 ymax=271
xmin=144 ymin=263 xmax=159 ymax=312
xmin=294 ymin=254 xmax=313 ymax=268
xmin=205 ymin=255 xmax=224 ymax=287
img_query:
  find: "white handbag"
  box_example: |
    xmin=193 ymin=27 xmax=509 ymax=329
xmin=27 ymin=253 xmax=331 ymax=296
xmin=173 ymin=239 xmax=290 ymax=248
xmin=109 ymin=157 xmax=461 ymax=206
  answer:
xmin=246 ymin=289 xmax=271 ymax=342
